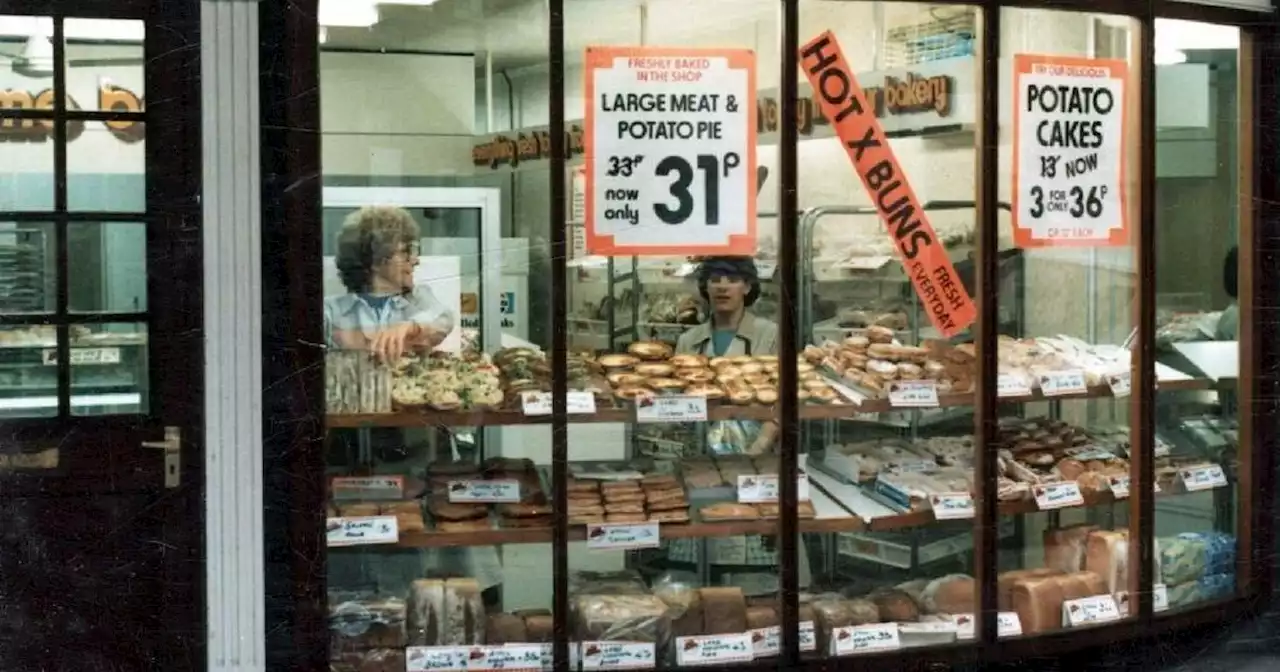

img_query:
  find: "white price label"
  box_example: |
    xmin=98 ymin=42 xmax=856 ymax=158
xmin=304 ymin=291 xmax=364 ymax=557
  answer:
xmin=1013 ymin=54 xmax=1128 ymax=246
xmin=1034 ymin=481 xmax=1084 ymax=510
xmin=331 ymin=476 xmax=404 ymax=501
xmin=736 ymin=473 xmax=810 ymax=503
xmin=42 ymin=347 xmax=121 ymax=366
xmin=749 ymin=622 xmax=817 ymax=657
xmin=929 ymin=492 xmax=975 ymax=520
xmin=1038 ymin=370 xmax=1088 ymax=396
xmin=952 ymin=612 xmax=1022 ymax=639
xmin=1107 ymin=475 xmax=1160 ymax=500
xmin=1107 ymin=371 xmax=1131 ymax=397
xmin=459 ymin=645 xmax=544 ymax=670
xmin=448 ymin=479 xmax=521 ymax=503
xmin=326 ymin=516 xmax=399 ymax=547
xmin=674 ymin=633 xmax=754 ymax=666
xmin=1180 ymin=464 xmax=1228 ymax=491
xmin=580 ymin=642 xmax=655 ymax=670
xmin=1115 ymin=585 xmax=1170 ymax=616
xmin=586 ymin=522 xmax=661 ymax=550
xmin=520 ymin=391 xmax=597 ymax=416
xmin=1063 ymin=595 xmax=1122 ymax=627
xmin=997 ymin=373 xmax=1033 ymax=397
xmin=407 ymin=646 xmax=468 ymax=671
xmin=584 ymin=47 xmax=758 ymax=256
xmin=830 ymin=623 xmax=900 ymax=656
xmin=636 ymin=394 xmax=707 ymax=423
xmin=888 ymin=380 xmax=940 ymax=408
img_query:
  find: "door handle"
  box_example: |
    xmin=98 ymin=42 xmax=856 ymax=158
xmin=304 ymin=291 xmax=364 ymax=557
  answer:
xmin=142 ymin=426 xmax=181 ymax=489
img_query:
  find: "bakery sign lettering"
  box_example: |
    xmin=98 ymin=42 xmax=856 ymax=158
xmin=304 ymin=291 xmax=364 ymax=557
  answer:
xmin=800 ymin=30 xmax=977 ymax=338
xmin=472 ymin=125 xmax=586 ymax=168
xmin=0 ymin=85 xmax=145 ymax=142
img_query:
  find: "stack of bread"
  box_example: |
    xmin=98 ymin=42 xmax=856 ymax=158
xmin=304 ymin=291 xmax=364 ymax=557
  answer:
xmin=803 ymin=329 xmax=944 ymax=397
xmin=329 ymin=593 xmax=408 ymax=671
xmin=422 ymin=457 xmax=549 ymax=532
xmin=567 ymin=473 xmax=691 ymax=525
xmin=390 ymin=350 xmax=503 ymax=411
xmin=328 ymin=501 xmax=425 ymax=534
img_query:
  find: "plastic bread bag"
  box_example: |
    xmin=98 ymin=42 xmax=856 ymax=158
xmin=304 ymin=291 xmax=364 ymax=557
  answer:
xmin=650 ymin=571 xmax=701 ymax=621
xmin=572 ymin=593 xmax=672 ymax=650
xmin=328 ymin=592 xmax=407 ymax=653
xmin=568 ymin=569 xmax=651 ymax=596
xmin=707 ymin=420 xmax=753 ymax=455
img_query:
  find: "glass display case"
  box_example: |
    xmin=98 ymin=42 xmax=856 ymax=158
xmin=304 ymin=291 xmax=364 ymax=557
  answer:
xmin=308 ymin=0 xmax=1267 ymax=670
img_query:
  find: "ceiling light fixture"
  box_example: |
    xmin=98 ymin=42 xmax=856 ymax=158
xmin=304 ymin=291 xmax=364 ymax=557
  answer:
xmin=318 ymin=0 xmax=380 ymax=28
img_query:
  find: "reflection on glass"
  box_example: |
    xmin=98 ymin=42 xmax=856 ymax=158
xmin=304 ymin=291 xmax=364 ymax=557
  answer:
xmin=69 ymin=222 xmax=147 ymax=313
xmin=68 ymin=121 xmax=144 ymax=212
xmin=0 ymin=222 xmax=54 ymax=314
xmin=68 ymin=322 xmax=148 ymax=416
xmin=0 ymin=69 xmax=56 ymax=210
xmin=1151 ymin=18 xmax=1241 ymax=614
xmin=63 ymin=19 xmax=146 ymax=112
xmin=0 ymin=325 xmax=59 ymax=418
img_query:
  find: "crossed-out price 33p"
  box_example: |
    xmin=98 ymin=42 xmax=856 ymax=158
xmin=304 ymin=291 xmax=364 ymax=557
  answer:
xmin=584 ymin=46 xmax=758 ymax=256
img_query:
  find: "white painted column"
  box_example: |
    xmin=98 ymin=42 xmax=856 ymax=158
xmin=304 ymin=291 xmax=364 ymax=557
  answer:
xmin=201 ymin=1 xmax=265 ymax=671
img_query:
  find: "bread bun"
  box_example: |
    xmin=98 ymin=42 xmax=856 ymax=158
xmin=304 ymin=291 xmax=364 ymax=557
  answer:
xmin=606 ymin=372 xmax=647 ymax=386
xmin=648 ymin=377 xmax=686 ymax=391
xmin=866 ymin=325 xmax=895 ymax=344
xmin=669 ymin=354 xmax=708 ymax=368
xmin=614 ymin=385 xmax=653 ymax=400
xmin=728 ymin=388 xmax=755 ymax=405
xmin=685 ymin=384 xmax=726 ymax=400
xmin=635 ymin=363 xmax=675 ymax=377
xmin=843 ymin=335 xmax=871 ymax=351
xmin=675 ymin=368 xmax=716 ymax=383
xmin=627 ymin=341 xmax=673 ymax=360
xmin=755 ymin=388 xmax=778 ymax=405
xmin=598 ymin=354 xmax=640 ymax=368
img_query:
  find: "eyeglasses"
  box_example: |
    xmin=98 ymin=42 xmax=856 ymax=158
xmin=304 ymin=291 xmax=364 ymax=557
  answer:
xmin=396 ymin=242 xmax=421 ymax=258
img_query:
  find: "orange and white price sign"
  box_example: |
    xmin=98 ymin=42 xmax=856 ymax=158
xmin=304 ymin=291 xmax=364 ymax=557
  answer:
xmin=584 ymin=46 xmax=757 ymax=256
xmin=1012 ymin=54 xmax=1130 ymax=247
xmin=799 ymin=32 xmax=976 ymax=338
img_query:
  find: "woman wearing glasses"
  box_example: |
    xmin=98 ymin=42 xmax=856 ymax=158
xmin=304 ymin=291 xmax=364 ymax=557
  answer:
xmin=325 ymin=205 xmax=454 ymax=361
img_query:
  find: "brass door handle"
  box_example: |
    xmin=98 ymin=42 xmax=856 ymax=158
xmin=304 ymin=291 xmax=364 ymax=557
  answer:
xmin=142 ymin=426 xmax=181 ymax=488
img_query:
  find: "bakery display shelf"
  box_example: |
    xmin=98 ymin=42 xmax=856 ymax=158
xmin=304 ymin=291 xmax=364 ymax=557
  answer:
xmin=326 ymin=378 xmax=1215 ymax=429
xmin=355 ymin=516 xmax=865 ymax=550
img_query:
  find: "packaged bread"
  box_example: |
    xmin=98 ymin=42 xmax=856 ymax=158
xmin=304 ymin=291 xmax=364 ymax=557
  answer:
xmin=572 ymin=594 xmax=671 ymax=649
xmin=1011 ymin=576 xmax=1066 ymax=634
xmin=329 ymin=595 xmax=407 ymax=651
xmin=441 ymin=579 xmax=483 ymax=645
xmin=698 ymin=587 xmax=747 ymax=634
xmin=1044 ymin=524 xmax=1099 ymax=574
xmin=997 ymin=568 xmax=1063 ymax=610
xmin=569 ymin=570 xmax=650 ymax=596
xmin=330 ymin=649 xmax=407 ymax=672
xmin=1084 ymin=529 xmax=1130 ymax=594
xmin=406 ymin=579 xmax=445 ymax=646
xmin=868 ymin=588 xmax=921 ymax=622
xmin=485 ymin=613 xmax=527 ymax=645
xmin=920 ymin=574 xmax=975 ymax=615
xmin=745 ymin=605 xmax=779 ymax=630
xmin=1158 ymin=531 xmax=1235 ymax=585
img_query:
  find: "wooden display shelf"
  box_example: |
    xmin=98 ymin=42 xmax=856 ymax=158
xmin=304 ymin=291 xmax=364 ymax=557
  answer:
xmin=333 ymin=478 xmax=1233 ymax=551
xmin=326 ymin=378 xmax=1215 ymax=429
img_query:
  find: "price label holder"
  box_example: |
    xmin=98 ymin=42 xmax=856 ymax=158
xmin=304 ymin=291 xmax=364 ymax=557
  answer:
xmin=1180 ymin=464 xmax=1228 ymax=492
xmin=1039 ymin=370 xmax=1088 ymax=397
xmin=448 ymin=479 xmax=521 ymax=503
xmin=749 ymin=621 xmax=817 ymax=657
xmin=331 ymin=475 xmax=405 ymax=501
xmin=997 ymin=374 xmax=1033 ymax=398
xmin=520 ymin=391 xmax=597 ymax=416
xmin=406 ymin=646 xmax=469 ymax=671
xmin=580 ymin=642 xmax=654 ymax=670
xmin=327 ymin=516 xmax=399 ymax=547
xmin=1063 ymin=595 xmax=1122 ymax=628
xmin=887 ymin=380 xmax=940 ymax=408
xmin=952 ymin=612 xmax=1023 ymax=639
xmin=674 ymin=633 xmax=754 ymax=667
xmin=1107 ymin=371 xmax=1131 ymax=398
xmin=44 ymin=347 xmax=122 ymax=366
xmin=1033 ymin=481 xmax=1084 ymax=510
xmin=583 ymin=47 xmax=758 ymax=257
xmin=1115 ymin=585 xmax=1169 ymax=617
xmin=737 ymin=473 xmax=810 ymax=503
xmin=586 ymin=522 xmax=661 ymax=551
xmin=636 ymin=395 xmax=708 ymax=423
xmin=929 ymin=492 xmax=975 ymax=520
xmin=830 ymin=623 xmax=901 ymax=656
xmin=457 ymin=645 xmax=544 ymax=670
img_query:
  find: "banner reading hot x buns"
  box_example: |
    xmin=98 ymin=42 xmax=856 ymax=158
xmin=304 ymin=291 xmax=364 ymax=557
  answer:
xmin=800 ymin=31 xmax=977 ymax=338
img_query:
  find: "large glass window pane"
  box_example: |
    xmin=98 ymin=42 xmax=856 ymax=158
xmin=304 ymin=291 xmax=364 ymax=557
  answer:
xmin=1151 ymin=18 xmax=1241 ymax=614
xmin=0 ymin=221 xmax=54 ymax=315
xmin=995 ymin=7 xmax=1138 ymax=636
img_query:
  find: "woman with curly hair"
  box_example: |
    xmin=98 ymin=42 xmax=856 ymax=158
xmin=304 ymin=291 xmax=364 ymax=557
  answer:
xmin=325 ymin=205 xmax=455 ymax=361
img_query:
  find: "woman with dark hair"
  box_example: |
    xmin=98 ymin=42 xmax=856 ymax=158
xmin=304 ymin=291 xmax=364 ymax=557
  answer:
xmin=662 ymin=255 xmax=811 ymax=594
xmin=1216 ymin=246 xmax=1239 ymax=340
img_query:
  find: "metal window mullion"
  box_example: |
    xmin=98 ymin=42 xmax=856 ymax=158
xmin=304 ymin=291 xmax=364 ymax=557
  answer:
xmin=548 ymin=0 xmax=569 ymax=671
xmin=52 ymin=16 xmax=70 ymax=419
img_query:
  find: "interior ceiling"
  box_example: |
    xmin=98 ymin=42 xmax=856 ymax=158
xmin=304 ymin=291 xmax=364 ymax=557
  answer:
xmin=321 ymin=0 xmax=775 ymax=72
